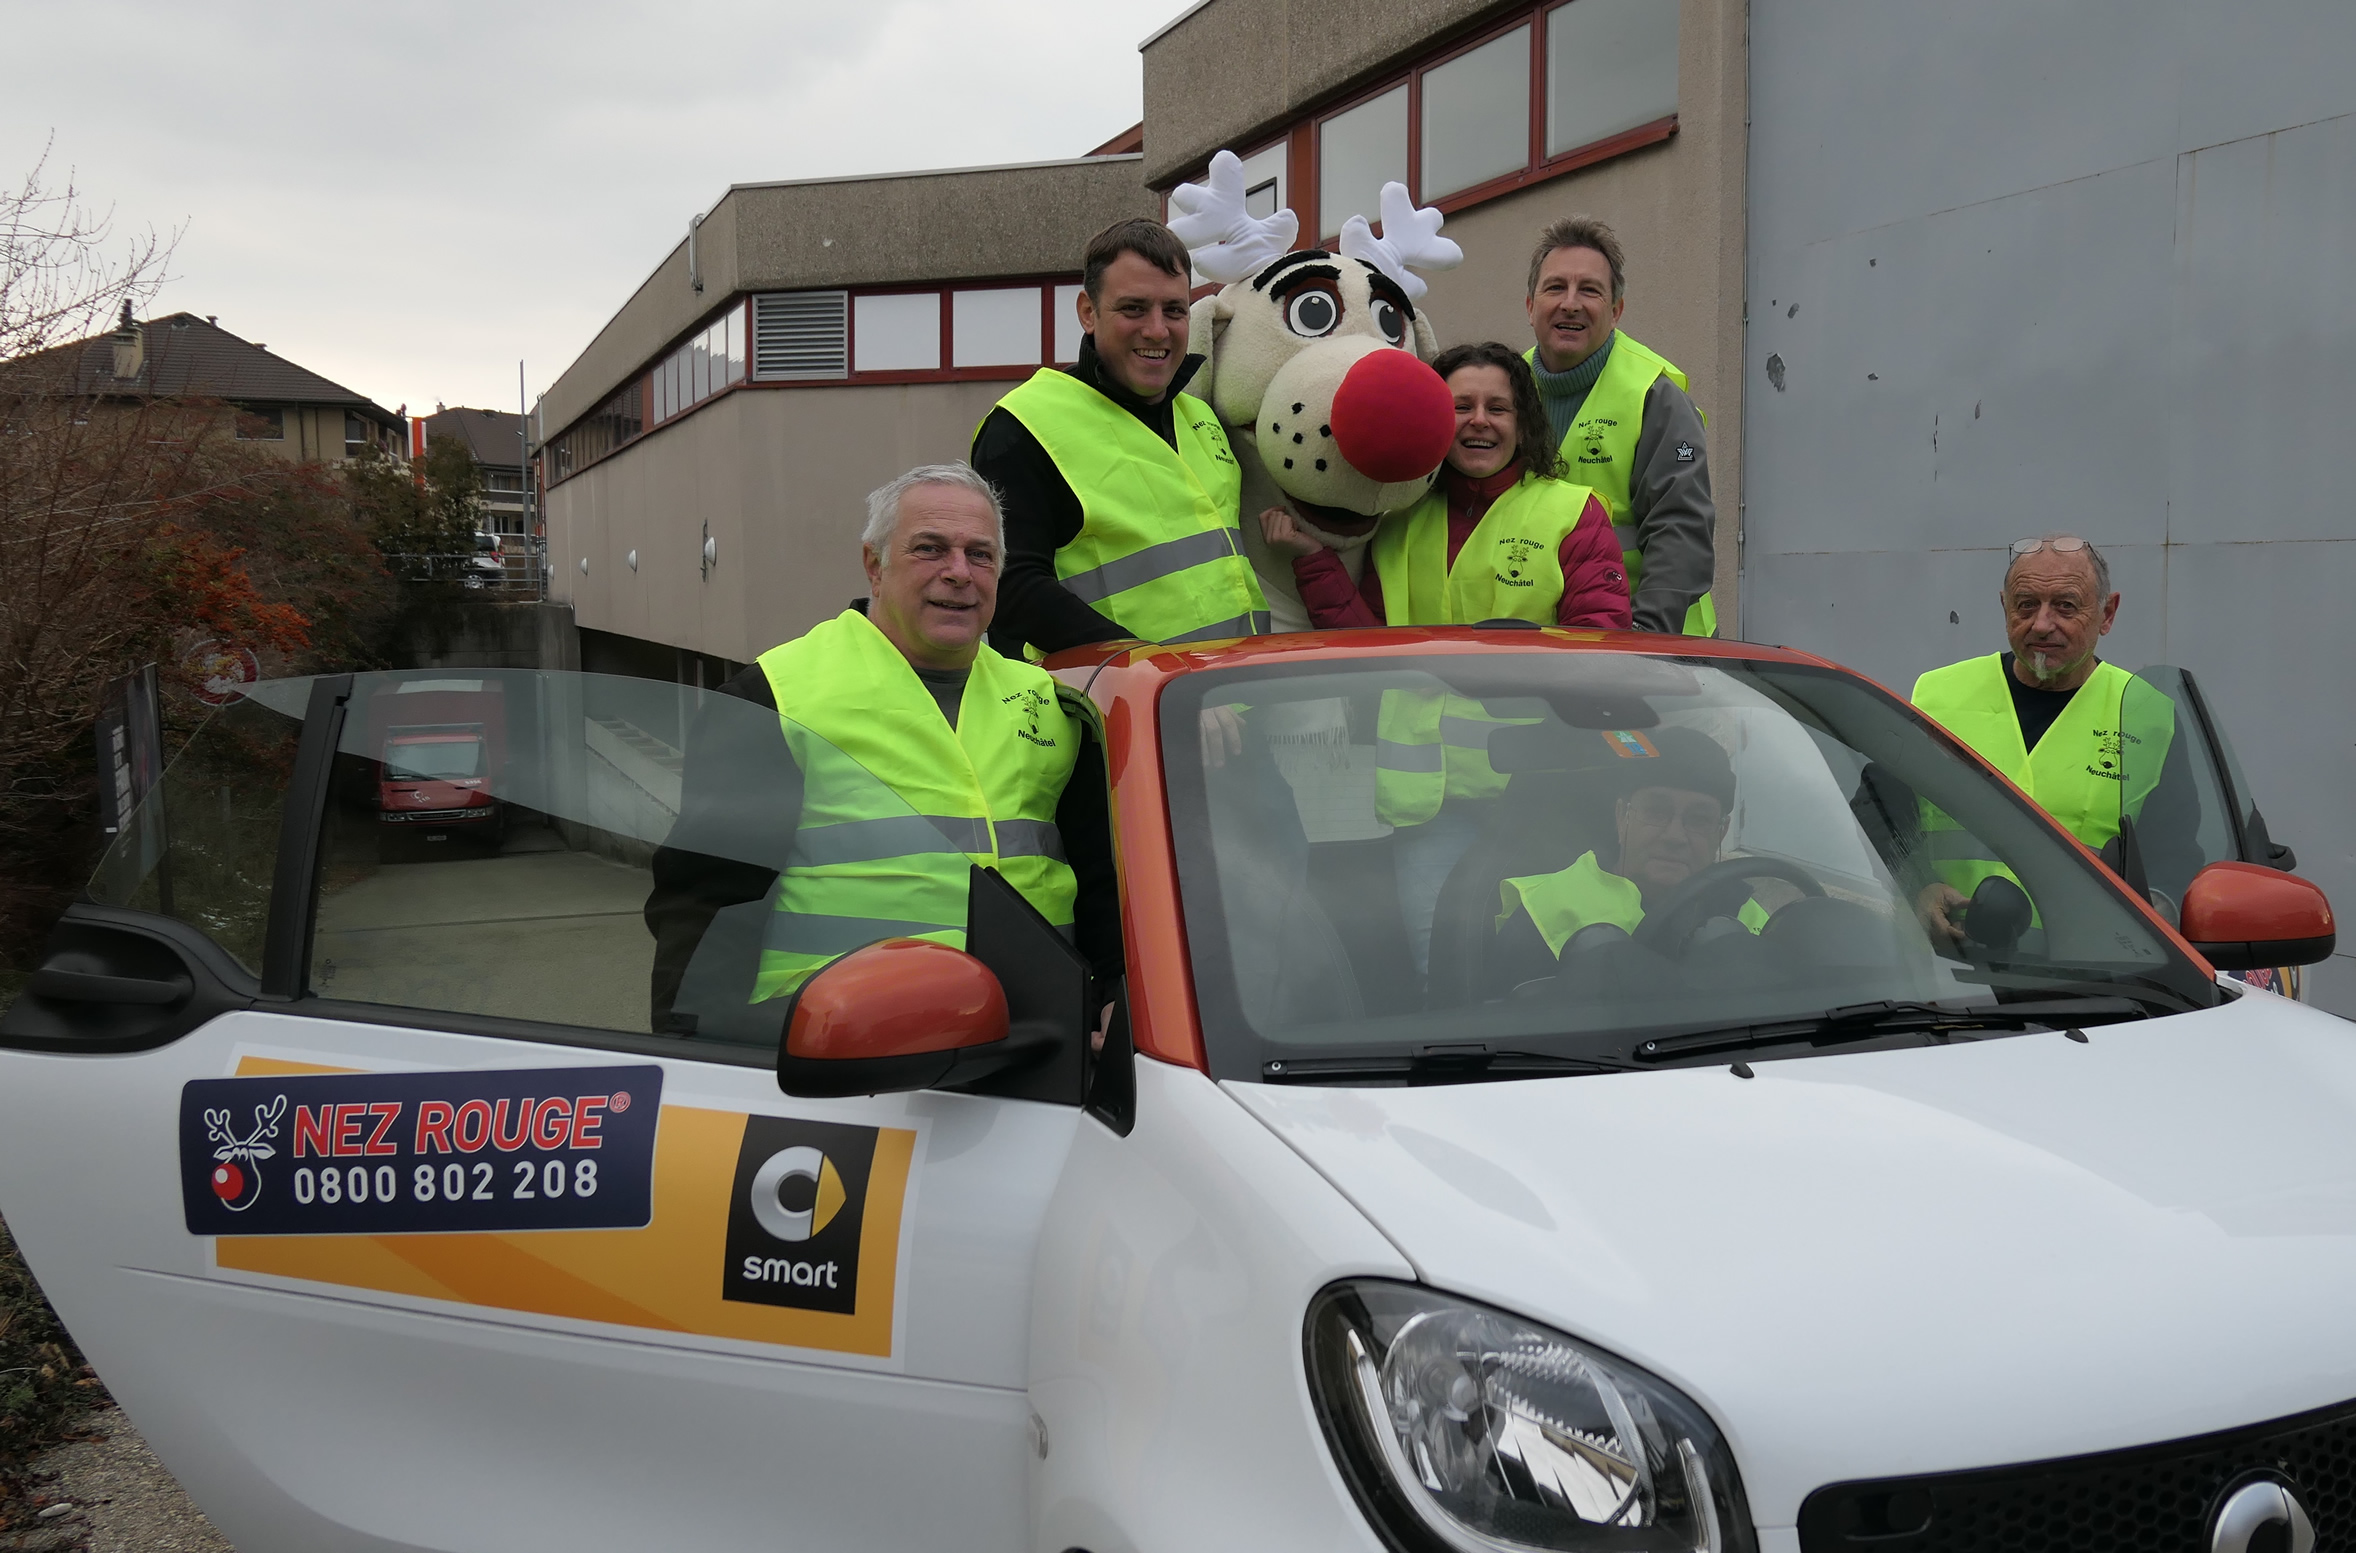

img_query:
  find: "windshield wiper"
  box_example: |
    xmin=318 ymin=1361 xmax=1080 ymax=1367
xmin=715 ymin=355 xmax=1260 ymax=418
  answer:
xmin=1631 ymin=997 xmax=2148 ymax=1063
xmin=1951 ymin=970 xmax=2208 ymax=1015
xmin=1261 ymin=1045 xmax=1633 ymax=1084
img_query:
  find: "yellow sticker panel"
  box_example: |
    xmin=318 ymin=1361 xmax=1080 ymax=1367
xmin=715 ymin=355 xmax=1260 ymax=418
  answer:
xmin=216 ymin=1059 xmax=915 ymax=1357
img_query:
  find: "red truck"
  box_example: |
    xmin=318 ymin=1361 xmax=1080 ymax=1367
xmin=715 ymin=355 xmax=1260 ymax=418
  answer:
xmin=368 ymin=679 xmax=507 ymax=847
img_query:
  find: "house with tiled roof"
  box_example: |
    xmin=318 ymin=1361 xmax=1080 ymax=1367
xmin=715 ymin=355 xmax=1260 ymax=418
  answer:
xmin=423 ymin=405 xmax=533 ymax=536
xmin=25 ymin=304 xmax=404 ymax=464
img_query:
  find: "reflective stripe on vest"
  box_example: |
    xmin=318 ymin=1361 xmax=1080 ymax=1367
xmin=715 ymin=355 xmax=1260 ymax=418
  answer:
xmin=751 ymin=611 xmax=1082 ymax=1001
xmin=1529 ymin=332 xmax=1716 ymax=637
xmin=1499 ymin=850 xmax=1766 ymax=958
xmin=1366 ymin=477 xmax=1592 ymax=826
xmin=1909 ymin=655 xmax=2176 ymax=898
xmin=996 ymin=369 xmax=1266 ymax=645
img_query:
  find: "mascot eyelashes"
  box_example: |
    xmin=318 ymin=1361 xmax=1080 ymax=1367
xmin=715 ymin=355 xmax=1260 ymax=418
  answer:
xmin=1168 ymin=151 xmax=1466 ymax=631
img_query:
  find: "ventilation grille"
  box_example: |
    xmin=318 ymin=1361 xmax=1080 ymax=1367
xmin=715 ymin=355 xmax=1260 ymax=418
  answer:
xmin=752 ymin=291 xmax=848 ymax=380
xmin=1797 ymin=1393 xmax=2356 ymax=1552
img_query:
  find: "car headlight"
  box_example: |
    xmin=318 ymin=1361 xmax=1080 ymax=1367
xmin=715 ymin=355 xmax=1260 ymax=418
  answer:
xmin=1306 ymin=1281 xmax=1753 ymax=1553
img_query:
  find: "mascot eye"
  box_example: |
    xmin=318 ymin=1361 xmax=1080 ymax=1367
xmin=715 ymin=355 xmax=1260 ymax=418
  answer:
xmin=1284 ymin=290 xmax=1339 ymax=337
xmin=1372 ymin=299 xmax=1406 ymax=345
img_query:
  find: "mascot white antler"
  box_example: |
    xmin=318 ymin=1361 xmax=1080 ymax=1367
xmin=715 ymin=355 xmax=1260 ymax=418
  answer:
xmin=1168 ymin=151 xmax=1465 ymax=630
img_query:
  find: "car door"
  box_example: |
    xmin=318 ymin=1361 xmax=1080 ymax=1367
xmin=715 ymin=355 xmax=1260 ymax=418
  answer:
xmin=2134 ymin=663 xmax=2307 ymax=996
xmin=0 ymin=667 xmax=1091 ymax=1553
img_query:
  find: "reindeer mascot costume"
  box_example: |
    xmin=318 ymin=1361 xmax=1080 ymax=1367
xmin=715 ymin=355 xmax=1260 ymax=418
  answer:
xmin=1168 ymin=152 xmax=1468 ymax=630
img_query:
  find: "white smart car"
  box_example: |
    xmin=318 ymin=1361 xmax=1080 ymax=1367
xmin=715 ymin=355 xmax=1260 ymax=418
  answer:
xmin=0 ymin=628 xmax=2341 ymax=1553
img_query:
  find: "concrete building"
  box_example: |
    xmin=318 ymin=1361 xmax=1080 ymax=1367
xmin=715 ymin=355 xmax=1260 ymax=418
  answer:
xmin=37 ymin=306 xmax=404 ymax=462
xmin=537 ymin=153 xmax=1155 ymax=683
xmin=424 ymin=406 xmax=533 ymax=537
xmin=537 ymin=0 xmax=2352 ymax=1007
xmin=1739 ymin=0 xmax=2356 ymax=1013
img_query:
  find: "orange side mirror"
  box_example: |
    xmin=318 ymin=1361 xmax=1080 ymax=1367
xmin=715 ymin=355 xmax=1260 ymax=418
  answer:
xmin=779 ymin=939 xmax=1014 ymax=1098
xmin=2179 ymin=861 xmax=2336 ymax=971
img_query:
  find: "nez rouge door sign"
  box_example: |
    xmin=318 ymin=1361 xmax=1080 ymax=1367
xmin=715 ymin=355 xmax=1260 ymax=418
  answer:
xmin=179 ymin=1067 xmax=663 ymax=1236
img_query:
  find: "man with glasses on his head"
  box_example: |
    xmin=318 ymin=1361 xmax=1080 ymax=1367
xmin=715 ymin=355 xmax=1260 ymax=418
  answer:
xmin=1909 ymin=535 xmax=2187 ymax=942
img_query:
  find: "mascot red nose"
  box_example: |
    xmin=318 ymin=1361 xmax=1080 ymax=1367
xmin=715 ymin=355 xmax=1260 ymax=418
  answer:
xmin=1329 ymin=349 xmax=1457 ymax=484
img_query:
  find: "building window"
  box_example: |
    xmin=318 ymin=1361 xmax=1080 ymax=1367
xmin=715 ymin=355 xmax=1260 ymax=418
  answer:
xmin=1318 ymin=84 xmax=1408 ymax=243
xmin=344 ymin=413 xmax=368 ymax=452
xmin=953 ymin=287 xmax=1042 ymax=369
xmin=487 ymin=471 xmax=524 ymax=492
xmin=546 ymin=277 xmax=1078 ymax=488
xmin=1422 ymin=24 xmax=1533 ymax=200
xmin=650 ymin=305 xmax=747 ymax=425
xmin=1546 ymin=0 xmax=1677 ymax=156
xmin=235 ymin=407 xmax=284 ymax=441
xmin=1053 ymin=283 xmax=1083 ymax=364
xmin=1198 ymin=0 xmax=1678 ymax=243
xmin=854 ymin=292 xmax=942 ymax=373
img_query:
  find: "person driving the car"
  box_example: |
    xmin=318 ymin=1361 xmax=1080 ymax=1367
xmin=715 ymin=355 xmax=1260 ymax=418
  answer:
xmin=1490 ymin=726 xmax=1763 ymax=969
xmin=642 ymin=462 xmax=1120 ymax=1038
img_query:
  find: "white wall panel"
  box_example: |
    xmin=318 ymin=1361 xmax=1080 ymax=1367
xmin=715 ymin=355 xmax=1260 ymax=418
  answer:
xmin=1745 ymin=0 xmax=2356 ymax=1011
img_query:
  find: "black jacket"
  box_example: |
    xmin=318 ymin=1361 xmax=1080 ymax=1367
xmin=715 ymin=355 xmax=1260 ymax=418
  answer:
xmin=970 ymin=336 xmax=1206 ymax=661
xmin=643 ymin=659 xmax=1122 ymax=1036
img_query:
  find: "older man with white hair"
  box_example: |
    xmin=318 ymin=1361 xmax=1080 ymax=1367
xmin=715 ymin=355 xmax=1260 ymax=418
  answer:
xmin=1910 ymin=534 xmax=2189 ymax=939
xmin=645 ymin=462 xmax=1119 ymax=1031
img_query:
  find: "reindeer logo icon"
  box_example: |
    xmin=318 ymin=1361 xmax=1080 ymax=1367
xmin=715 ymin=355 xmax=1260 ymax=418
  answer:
xmin=203 ymin=1094 xmax=288 ymax=1212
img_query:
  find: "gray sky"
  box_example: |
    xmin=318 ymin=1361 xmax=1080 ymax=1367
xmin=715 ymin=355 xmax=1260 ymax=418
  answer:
xmin=4 ymin=0 xmax=1182 ymax=420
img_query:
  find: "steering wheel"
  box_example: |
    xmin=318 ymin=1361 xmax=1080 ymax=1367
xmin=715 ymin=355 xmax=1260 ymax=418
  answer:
xmin=1632 ymin=855 xmax=1827 ymax=958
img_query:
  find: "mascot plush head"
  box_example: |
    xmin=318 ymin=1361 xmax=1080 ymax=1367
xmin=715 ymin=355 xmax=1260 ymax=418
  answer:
xmin=1169 ymin=151 xmax=1465 ymax=533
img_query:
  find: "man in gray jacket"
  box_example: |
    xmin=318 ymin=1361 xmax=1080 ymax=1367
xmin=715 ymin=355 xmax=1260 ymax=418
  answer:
xmin=1524 ymin=216 xmax=1716 ymax=636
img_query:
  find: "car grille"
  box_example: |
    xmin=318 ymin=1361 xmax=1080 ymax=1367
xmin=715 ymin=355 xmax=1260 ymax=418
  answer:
xmin=1797 ymin=1396 xmax=2356 ymax=1551
xmin=379 ymin=809 xmax=487 ymax=823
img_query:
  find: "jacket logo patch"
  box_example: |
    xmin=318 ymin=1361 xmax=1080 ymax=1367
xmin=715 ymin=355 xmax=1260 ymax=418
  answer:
xmin=1006 ymin=686 xmax=1060 ymax=748
xmin=1492 ymin=536 xmax=1546 ymax=588
xmin=1675 ymin=441 xmax=1695 ymax=462
xmin=2085 ymin=725 xmax=2141 ymax=781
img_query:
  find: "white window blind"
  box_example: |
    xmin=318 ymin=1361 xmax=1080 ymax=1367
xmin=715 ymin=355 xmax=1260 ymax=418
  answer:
xmin=954 ymin=287 xmax=1043 ymax=368
xmin=752 ymin=291 xmax=849 ymax=380
xmin=854 ymin=293 xmax=942 ymax=373
xmin=1547 ymin=0 xmax=1678 ymax=157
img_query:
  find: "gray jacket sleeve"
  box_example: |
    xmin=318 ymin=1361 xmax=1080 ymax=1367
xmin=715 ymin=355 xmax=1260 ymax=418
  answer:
xmin=1627 ymin=376 xmax=1717 ymax=634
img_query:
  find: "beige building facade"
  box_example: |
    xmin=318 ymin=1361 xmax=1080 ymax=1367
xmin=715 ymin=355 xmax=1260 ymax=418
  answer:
xmin=538 ymin=0 xmax=1746 ymax=674
xmin=538 ymin=155 xmax=1158 ymax=675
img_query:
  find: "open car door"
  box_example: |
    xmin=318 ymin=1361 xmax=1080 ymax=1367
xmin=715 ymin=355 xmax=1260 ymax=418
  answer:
xmin=2134 ymin=663 xmax=2307 ymax=997
xmin=0 ymin=668 xmax=1101 ymax=1553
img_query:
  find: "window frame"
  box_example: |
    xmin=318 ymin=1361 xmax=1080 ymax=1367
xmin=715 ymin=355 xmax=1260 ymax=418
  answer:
xmin=1185 ymin=0 xmax=1680 ymax=247
xmin=545 ymin=274 xmax=1083 ymax=489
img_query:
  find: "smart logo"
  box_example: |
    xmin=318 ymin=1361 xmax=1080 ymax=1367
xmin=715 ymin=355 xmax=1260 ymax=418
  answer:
xmin=722 ymin=1115 xmax=877 ymax=1314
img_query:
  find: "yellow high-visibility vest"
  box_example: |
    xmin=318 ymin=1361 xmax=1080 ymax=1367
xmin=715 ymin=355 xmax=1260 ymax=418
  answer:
xmin=1367 ymin=474 xmax=1596 ymax=826
xmin=1910 ymin=654 xmax=2176 ymax=899
xmin=994 ymin=370 xmax=1267 ymax=646
xmin=751 ymin=611 xmax=1083 ymax=1001
xmin=1529 ymin=331 xmax=1715 ymax=637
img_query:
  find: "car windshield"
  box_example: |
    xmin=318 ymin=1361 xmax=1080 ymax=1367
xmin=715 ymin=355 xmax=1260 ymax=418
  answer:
xmin=1160 ymin=649 xmax=2219 ymax=1080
